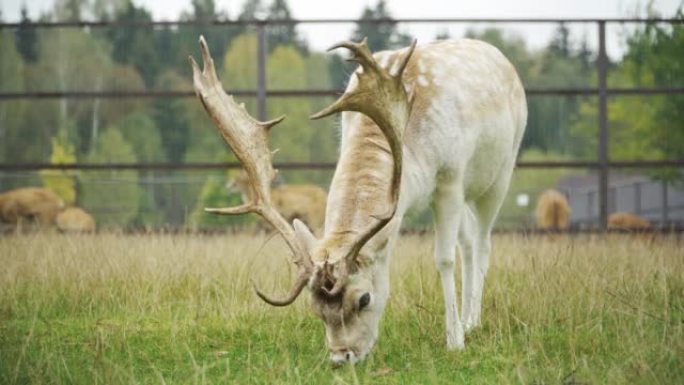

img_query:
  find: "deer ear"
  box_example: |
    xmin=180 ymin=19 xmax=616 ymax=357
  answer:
xmin=293 ymin=219 xmax=317 ymax=253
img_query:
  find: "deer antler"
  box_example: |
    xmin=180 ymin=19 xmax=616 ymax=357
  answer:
xmin=189 ymin=35 xmax=312 ymax=306
xmin=311 ymin=38 xmax=417 ymax=296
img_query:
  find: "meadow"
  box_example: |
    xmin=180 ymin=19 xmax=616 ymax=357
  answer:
xmin=0 ymin=232 xmax=682 ymax=384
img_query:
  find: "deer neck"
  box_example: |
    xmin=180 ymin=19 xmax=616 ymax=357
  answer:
xmin=321 ymin=115 xmax=400 ymax=260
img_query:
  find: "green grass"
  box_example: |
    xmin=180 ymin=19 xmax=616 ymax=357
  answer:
xmin=1 ymin=232 xmax=682 ymax=384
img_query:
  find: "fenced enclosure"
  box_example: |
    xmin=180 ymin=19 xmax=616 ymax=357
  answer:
xmin=1 ymin=16 xmax=683 ymax=231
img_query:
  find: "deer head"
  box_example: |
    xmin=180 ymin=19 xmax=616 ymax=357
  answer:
xmin=190 ymin=36 xmax=415 ymax=363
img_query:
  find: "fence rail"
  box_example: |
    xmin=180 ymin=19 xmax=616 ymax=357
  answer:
xmin=2 ymin=160 xmax=684 ymax=172
xmin=1 ymin=87 xmax=684 ymax=100
xmin=1 ymin=17 xmax=683 ymax=29
xmin=1 ymin=17 xmax=683 ymax=229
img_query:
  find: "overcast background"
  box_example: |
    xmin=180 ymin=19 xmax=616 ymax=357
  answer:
xmin=1 ymin=0 xmax=682 ymax=57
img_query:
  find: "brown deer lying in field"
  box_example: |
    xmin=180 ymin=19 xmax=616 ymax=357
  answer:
xmin=190 ymin=34 xmax=526 ymax=364
xmin=607 ymin=212 xmax=650 ymax=230
xmin=0 ymin=187 xmax=65 ymax=230
xmin=56 ymin=207 xmax=96 ymax=233
xmin=535 ymin=189 xmax=571 ymax=230
xmin=226 ymin=171 xmax=327 ymax=234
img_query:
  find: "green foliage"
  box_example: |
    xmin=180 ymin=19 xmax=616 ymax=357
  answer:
xmin=14 ymin=6 xmax=38 ymax=63
xmin=99 ymin=65 xmax=150 ymax=128
xmin=105 ymin=1 xmax=159 ymax=87
xmin=154 ymin=71 xmax=191 ymax=163
xmin=173 ymin=0 xmax=235 ymax=80
xmin=221 ymin=32 xmax=258 ymax=118
xmin=268 ymin=46 xmax=310 ymax=162
xmin=266 ymin=0 xmax=307 ymax=53
xmin=304 ymin=54 xmax=339 ymax=184
xmin=223 ymin=33 xmax=258 ymax=90
xmin=0 ymin=30 xmax=26 ymax=165
xmin=31 ymin=28 xmax=114 ymax=156
xmin=571 ymin=16 xmax=684 ymax=180
xmin=115 ymin=112 xmax=167 ymax=227
xmin=80 ymin=128 xmax=140 ymax=227
xmin=117 ymin=112 xmax=165 ymax=163
xmin=189 ymin=175 xmax=256 ymax=229
xmin=40 ymin=133 xmax=78 ymax=205
xmin=622 ymin=16 xmax=684 ymax=169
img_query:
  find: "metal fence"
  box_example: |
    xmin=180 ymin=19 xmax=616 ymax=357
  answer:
xmin=1 ymin=17 xmax=683 ymax=230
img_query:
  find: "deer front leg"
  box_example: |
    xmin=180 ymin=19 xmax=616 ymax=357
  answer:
xmin=432 ymin=181 xmax=465 ymax=350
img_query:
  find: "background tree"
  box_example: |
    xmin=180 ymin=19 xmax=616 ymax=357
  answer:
xmin=173 ymin=0 xmax=235 ymax=77
xmin=350 ymin=0 xmax=412 ymax=51
xmin=30 ymin=27 xmax=113 ymax=156
xmin=80 ymin=128 xmax=140 ymax=227
xmin=0 ymin=29 xmax=26 ymax=181
xmin=267 ymin=45 xmax=311 ymax=178
xmin=115 ymin=112 xmax=166 ymax=227
xmin=572 ymin=12 xmax=684 ymax=180
xmin=330 ymin=1 xmax=413 ymax=90
xmin=238 ymin=0 xmax=265 ymax=21
xmin=190 ymin=173 xmax=255 ymax=229
xmin=105 ymin=0 xmax=159 ymax=87
xmin=40 ymin=132 xmax=78 ymax=205
xmin=14 ymin=5 xmax=38 ymax=63
xmin=153 ymin=71 xmax=191 ymax=164
xmin=220 ymin=32 xmax=258 ymax=117
xmin=266 ymin=0 xmax=307 ymax=53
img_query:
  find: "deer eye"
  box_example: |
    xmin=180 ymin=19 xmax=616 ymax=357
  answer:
xmin=358 ymin=293 xmax=371 ymax=310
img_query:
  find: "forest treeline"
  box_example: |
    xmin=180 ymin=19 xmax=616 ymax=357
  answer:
xmin=0 ymin=0 xmax=682 ymax=229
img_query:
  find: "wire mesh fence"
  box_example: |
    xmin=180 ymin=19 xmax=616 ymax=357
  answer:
xmin=1 ymin=17 xmax=683 ymax=231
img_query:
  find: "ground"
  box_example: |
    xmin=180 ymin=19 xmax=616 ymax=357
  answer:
xmin=0 ymin=232 xmax=682 ymax=384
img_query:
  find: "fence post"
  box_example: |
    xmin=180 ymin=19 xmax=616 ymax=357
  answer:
xmin=661 ymin=180 xmax=669 ymax=227
xmin=597 ymin=21 xmax=609 ymax=229
xmin=256 ymin=21 xmax=267 ymax=121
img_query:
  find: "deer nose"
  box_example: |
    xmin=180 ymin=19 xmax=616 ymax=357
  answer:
xmin=330 ymin=348 xmax=358 ymax=365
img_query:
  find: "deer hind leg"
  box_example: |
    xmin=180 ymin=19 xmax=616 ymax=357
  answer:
xmin=464 ymin=166 xmax=514 ymax=331
xmin=431 ymin=178 xmax=466 ymax=350
xmin=458 ymin=204 xmax=479 ymax=332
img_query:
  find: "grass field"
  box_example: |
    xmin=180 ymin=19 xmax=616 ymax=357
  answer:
xmin=1 ymin=232 xmax=682 ymax=384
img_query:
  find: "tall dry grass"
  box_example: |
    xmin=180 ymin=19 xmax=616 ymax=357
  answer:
xmin=0 ymin=232 xmax=682 ymax=384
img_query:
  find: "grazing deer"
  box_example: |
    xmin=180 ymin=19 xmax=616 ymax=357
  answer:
xmin=226 ymin=171 xmax=327 ymax=234
xmin=535 ymin=189 xmax=571 ymax=230
xmin=190 ymin=35 xmax=526 ymax=364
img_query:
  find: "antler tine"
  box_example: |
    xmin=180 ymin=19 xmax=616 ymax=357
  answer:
xmin=253 ymin=271 xmax=310 ymax=307
xmin=327 ymin=37 xmax=380 ymax=73
xmin=190 ymin=35 xmax=313 ymax=305
xmin=314 ymin=38 xmax=418 ymax=297
xmin=395 ymin=39 xmax=417 ymax=79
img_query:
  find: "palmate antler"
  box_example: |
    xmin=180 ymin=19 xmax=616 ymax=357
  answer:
xmin=189 ymin=36 xmax=312 ymax=306
xmin=311 ymin=38 xmax=417 ymax=296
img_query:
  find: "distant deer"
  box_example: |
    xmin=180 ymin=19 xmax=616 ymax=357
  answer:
xmin=190 ymin=34 xmax=526 ymax=364
xmin=0 ymin=187 xmax=65 ymax=230
xmin=607 ymin=212 xmax=650 ymax=230
xmin=56 ymin=207 xmax=96 ymax=233
xmin=226 ymin=171 xmax=327 ymax=234
xmin=535 ymin=189 xmax=571 ymax=230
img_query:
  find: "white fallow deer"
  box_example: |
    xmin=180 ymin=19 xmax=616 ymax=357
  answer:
xmin=190 ymin=35 xmax=526 ymax=365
